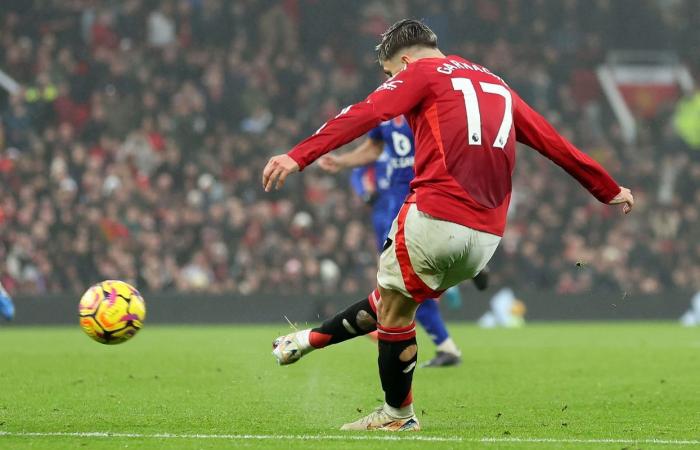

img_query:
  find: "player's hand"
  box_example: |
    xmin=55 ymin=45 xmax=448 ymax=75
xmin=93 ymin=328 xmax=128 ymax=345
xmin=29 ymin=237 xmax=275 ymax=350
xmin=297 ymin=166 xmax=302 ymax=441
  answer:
xmin=262 ymin=154 xmax=300 ymax=192
xmin=318 ymin=155 xmax=342 ymax=173
xmin=608 ymin=186 xmax=634 ymax=214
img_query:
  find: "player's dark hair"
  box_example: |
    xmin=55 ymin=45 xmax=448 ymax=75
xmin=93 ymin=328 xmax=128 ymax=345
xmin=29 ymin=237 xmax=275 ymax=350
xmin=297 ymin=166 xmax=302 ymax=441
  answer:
xmin=375 ymin=19 xmax=438 ymax=62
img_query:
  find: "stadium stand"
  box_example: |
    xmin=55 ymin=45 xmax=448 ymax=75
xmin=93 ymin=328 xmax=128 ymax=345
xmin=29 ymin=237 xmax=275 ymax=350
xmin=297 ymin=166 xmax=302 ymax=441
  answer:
xmin=1 ymin=0 xmax=698 ymax=296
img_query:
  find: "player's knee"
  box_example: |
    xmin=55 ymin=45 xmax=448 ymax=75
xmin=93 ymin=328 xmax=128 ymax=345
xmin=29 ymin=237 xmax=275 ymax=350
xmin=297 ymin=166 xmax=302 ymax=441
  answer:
xmin=355 ymin=309 xmax=376 ymax=331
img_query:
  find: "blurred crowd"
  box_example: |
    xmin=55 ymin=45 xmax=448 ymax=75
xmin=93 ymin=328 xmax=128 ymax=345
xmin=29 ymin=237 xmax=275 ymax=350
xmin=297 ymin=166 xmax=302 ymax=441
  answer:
xmin=1 ymin=0 xmax=699 ymax=296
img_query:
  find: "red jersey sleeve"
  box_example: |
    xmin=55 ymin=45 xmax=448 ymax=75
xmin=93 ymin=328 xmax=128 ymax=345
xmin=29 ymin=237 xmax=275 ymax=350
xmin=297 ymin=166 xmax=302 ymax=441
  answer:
xmin=513 ymin=92 xmax=620 ymax=203
xmin=287 ymin=63 xmax=429 ymax=170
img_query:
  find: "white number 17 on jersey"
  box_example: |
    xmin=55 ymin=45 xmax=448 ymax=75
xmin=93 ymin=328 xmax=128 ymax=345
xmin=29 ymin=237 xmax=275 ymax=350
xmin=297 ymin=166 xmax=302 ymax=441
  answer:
xmin=451 ymin=78 xmax=513 ymax=149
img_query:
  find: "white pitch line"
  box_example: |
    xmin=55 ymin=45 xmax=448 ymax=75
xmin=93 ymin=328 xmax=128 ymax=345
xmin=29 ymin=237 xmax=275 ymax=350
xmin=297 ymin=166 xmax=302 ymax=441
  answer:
xmin=0 ymin=431 xmax=699 ymax=445
xmin=484 ymin=437 xmax=700 ymax=445
xmin=1 ymin=432 xmax=458 ymax=442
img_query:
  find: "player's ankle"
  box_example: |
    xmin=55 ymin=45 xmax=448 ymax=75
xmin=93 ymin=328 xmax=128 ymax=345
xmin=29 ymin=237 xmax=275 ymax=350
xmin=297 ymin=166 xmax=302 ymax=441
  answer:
xmin=384 ymin=402 xmax=414 ymax=419
xmin=293 ymin=329 xmax=316 ymax=352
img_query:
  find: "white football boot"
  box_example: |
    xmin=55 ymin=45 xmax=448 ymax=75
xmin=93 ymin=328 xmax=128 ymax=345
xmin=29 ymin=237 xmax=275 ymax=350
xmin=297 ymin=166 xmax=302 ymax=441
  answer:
xmin=271 ymin=329 xmax=313 ymax=365
xmin=340 ymin=405 xmax=420 ymax=431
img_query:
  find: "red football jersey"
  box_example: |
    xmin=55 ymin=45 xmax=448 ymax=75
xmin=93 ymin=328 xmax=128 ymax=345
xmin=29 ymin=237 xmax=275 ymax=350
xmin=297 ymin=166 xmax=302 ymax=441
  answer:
xmin=288 ymin=55 xmax=620 ymax=236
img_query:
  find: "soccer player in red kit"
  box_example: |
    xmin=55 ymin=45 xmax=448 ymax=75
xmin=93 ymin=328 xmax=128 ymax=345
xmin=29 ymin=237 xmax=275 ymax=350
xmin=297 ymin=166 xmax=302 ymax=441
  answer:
xmin=263 ymin=19 xmax=634 ymax=431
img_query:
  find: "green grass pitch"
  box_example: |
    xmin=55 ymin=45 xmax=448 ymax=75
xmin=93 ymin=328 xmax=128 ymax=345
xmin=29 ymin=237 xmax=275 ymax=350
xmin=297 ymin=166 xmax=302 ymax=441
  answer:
xmin=1 ymin=322 xmax=699 ymax=449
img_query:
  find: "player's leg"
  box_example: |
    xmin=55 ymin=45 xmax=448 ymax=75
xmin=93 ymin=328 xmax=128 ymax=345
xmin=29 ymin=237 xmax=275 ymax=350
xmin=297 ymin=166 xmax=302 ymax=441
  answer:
xmin=376 ymin=286 xmax=419 ymax=416
xmin=0 ymin=282 xmax=15 ymax=321
xmin=341 ymin=203 xmax=435 ymax=431
xmin=271 ymin=289 xmax=379 ymax=365
xmin=341 ymin=285 xmax=421 ymax=431
xmin=415 ymin=299 xmax=462 ymax=368
xmin=307 ymin=290 xmax=378 ymax=347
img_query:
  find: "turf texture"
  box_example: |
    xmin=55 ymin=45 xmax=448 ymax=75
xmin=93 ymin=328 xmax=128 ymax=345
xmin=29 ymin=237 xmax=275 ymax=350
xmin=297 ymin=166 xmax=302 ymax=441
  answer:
xmin=0 ymin=322 xmax=698 ymax=449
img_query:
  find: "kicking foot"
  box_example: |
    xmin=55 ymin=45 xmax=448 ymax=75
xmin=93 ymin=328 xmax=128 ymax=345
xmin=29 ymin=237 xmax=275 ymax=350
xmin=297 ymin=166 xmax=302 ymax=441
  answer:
xmin=340 ymin=406 xmax=420 ymax=431
xmin=420 ymin=351 xmax=461 ymax=368
xmin=271 ymin=330 xmax=311 ymax=365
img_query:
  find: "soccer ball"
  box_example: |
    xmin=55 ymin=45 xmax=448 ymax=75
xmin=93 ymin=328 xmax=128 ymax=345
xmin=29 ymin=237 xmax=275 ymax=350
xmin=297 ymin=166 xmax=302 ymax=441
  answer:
xmin=79 ymin=280 xmax=146 ymax=345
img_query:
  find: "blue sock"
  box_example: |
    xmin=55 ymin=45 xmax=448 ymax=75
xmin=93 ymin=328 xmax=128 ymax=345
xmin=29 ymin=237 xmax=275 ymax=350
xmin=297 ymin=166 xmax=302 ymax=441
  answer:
xmin=415 ymin=299 xmax=449 ymax=346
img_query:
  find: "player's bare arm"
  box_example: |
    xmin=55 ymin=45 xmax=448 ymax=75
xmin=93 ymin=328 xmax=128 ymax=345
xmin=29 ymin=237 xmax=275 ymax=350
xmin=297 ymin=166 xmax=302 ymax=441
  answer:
xmin=318 ymin=138 xmax=384 ymax=173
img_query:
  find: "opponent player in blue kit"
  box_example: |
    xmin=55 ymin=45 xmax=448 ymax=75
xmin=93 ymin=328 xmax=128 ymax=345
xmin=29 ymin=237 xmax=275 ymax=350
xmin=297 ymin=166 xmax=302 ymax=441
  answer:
xmin=319 ymin=116 xmax=489 ymax=367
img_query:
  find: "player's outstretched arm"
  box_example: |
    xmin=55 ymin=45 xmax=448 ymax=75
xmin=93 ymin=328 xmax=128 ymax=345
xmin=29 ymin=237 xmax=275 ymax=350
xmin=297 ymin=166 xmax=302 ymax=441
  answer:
xmin=512 ymin=93 xmax=634 ymax=214
xmin=262 ymin=63 xmax=428 ymax=191
xmin=318 ymin=138 xmax=384 ymax=173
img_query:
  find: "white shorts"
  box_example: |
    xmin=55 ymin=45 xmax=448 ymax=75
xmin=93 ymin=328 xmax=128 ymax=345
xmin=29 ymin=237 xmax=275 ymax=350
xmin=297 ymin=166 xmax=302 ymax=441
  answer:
xmin=377 ymin=202 xmax=501 ymax=302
